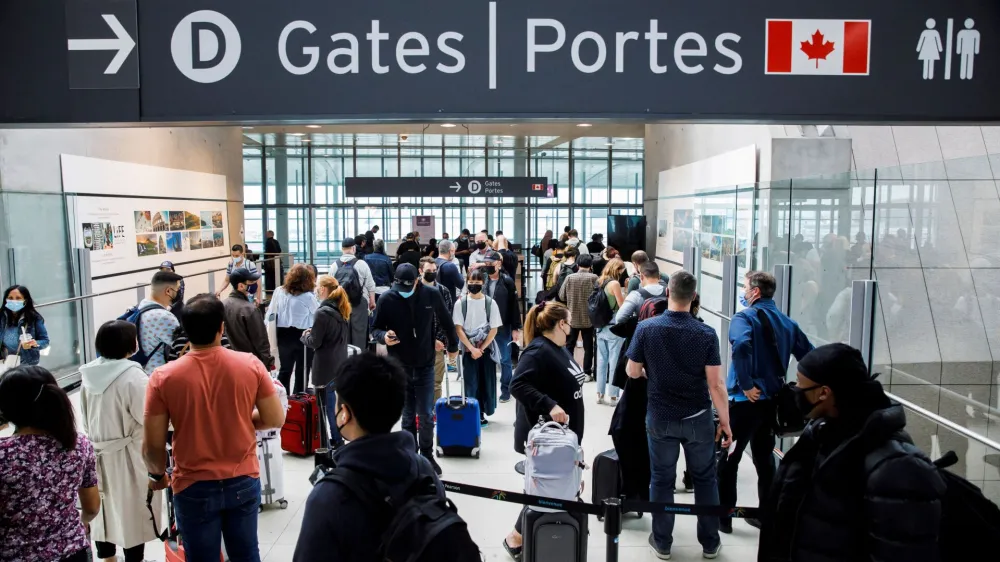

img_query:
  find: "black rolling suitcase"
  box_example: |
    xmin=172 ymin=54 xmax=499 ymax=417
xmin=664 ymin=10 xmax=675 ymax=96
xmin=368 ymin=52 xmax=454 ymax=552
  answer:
xmin=592 ymin=449 xmax=644 ymax=520
xmin=521 ymin=509 xmax=588 ymax=562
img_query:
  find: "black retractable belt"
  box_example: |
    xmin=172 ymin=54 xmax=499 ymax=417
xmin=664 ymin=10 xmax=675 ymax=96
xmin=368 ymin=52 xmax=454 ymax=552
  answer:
xmin=439 ymin=480 xmax=762 ymax=562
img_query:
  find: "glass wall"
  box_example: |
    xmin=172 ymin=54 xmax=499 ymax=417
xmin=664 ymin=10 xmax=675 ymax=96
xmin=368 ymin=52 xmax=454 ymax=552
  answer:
xmin=653 ymin=155 xmax=1000 ymax=503
xmin=243 ymin=136 xmax=644 ymax=268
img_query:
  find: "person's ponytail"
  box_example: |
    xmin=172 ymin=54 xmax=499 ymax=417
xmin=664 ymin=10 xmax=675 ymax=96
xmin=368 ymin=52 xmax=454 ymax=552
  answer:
xmin=329 ymin=285 xmax=352 ymax=320
xmin=317 ymin=275 xmax=352 ymax=320
xmin=523 ymin=301 xmax=570 ymax=344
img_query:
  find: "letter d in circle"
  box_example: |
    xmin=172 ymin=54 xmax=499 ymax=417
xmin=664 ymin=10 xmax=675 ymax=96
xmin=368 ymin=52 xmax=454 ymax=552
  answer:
xmin=172 ymin=10 xmax=242 ymax=83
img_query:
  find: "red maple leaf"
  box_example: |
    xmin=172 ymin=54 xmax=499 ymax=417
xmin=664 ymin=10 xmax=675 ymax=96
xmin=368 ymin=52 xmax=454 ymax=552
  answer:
xmin=800 ymin=30 xmax=835 ymax=68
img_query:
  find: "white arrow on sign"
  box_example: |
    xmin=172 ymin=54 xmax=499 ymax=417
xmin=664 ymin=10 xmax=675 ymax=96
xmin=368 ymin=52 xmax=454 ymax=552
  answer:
xmin=450 ymin=182 xmax=462 ymax=193
xmin=67 ymin=14 xmax=136 ymax=75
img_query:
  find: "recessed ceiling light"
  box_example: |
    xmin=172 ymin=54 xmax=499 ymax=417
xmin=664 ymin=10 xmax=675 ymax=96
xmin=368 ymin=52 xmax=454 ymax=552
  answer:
xmin=301 ymin=139 xmax=311 ymax=142
xmin=441 ymin=123 xmax=456 ymax=128
xmin=577 ymin=123 xmax=593 ymax=128
xmin=242 ymin=126 xmax=253 ymax=130
xmin=289 ymin=133 xmax=304 ymax=137
xmin=306 ymin=125 xmax=321 ymax=129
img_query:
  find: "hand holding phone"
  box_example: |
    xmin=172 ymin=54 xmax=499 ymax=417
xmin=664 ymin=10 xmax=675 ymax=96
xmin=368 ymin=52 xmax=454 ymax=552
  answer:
xmin=385 ymin=330 xmax=400 ymax=346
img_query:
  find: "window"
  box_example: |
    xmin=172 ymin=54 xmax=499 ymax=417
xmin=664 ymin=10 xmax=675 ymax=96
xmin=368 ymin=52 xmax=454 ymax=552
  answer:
xmin=242 ymin=137 xmax=643 ymax=264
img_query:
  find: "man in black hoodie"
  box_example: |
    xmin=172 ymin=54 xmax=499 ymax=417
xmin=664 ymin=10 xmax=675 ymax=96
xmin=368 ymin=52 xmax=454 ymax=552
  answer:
xmin=293 ymin=353 xmax=472 ymax=561
xmin=371 ymin=263 xmax=458 ymax=474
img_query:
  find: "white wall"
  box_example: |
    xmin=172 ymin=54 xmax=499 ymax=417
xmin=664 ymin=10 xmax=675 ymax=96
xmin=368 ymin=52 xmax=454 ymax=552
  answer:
xmin=0 ymin=126 xmax=245 ymax=242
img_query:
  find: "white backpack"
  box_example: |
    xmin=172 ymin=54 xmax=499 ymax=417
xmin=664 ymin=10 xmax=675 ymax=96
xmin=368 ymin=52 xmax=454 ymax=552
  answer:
xmin=524 ymin=421 xmax=585 ymax=511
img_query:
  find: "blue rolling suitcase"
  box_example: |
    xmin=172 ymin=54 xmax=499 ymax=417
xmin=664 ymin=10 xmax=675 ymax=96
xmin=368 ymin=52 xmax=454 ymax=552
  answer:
xmin=435 ymin=352 xmax=482 ymax=458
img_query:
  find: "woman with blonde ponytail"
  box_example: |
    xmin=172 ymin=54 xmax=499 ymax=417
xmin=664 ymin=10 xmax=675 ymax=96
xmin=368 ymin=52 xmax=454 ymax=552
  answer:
xmin=503 ymin=301 xmax=588 ymax=558
xmin=303 ymin=275 xmax=352 ymax=448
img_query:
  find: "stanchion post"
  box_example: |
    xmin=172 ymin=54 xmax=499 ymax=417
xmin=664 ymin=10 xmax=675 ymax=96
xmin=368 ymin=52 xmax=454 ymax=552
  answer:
xmin=602 ymin=497 xmax=622 ymax=562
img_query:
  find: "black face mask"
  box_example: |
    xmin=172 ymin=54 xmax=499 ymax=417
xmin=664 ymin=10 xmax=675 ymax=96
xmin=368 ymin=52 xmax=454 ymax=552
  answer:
xmin=467 ymin=284 xmax=483 ymax=295
xmin=484 ymin=266 xmax=496 ymax=275
xmin=476 ymin=242 xmax=487 ymax=250
xmin=423 ymin=271 xmax=437 ymax=283
xmin=170 ymin=287 xmax=182 ymax=305
xmin=792 ymin=384 xmax=823 ymax=417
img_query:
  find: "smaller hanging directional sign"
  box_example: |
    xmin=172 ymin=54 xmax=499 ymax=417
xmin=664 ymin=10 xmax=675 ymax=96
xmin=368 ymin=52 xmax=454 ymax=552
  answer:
xmin=65 ymin=0 xmax=139 ymax=89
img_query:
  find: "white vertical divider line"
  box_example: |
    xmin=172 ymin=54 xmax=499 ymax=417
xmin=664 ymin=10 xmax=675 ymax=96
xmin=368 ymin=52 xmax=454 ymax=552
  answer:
xmin=944 ymin=18 xmax=953 ymax=80
xmin=489 ymin=1 xmax=497 ymax=90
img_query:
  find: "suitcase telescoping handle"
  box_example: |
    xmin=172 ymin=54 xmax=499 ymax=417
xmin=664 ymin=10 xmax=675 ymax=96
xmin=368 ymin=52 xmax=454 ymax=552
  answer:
xmin=445 ymin=350 xmax=466 ymax=409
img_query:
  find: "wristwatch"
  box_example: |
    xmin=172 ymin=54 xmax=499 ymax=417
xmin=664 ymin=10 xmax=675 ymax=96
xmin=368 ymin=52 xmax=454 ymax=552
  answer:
xmin=148 ymin=472 xmax=165 ymax=483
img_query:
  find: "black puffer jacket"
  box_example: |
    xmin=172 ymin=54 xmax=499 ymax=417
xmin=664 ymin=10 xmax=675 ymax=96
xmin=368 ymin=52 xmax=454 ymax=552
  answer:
xmin=758 ymin=397 xmax=946 ymax=562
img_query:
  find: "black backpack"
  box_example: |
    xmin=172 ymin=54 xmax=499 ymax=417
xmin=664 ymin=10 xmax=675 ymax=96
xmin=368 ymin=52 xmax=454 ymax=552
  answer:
xmin=335 ymin=257 xmax=364 ymax=307
xmin=321 ymin=469 xmax=481 ymax=562
xmin=587 ymin=279 xmax=615 ymax=329
xmin=933 ymin=450 xmax=1000 ymax=557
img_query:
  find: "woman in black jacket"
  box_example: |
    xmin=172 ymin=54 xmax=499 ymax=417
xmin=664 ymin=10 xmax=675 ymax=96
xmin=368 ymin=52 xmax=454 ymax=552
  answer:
xmin=503 ymin=301 xmax=586 ymax=559
xmin=758 ymin=343 xmax=945 ymax=562
xmin=303 ymin=275 xmax=352 ymax=449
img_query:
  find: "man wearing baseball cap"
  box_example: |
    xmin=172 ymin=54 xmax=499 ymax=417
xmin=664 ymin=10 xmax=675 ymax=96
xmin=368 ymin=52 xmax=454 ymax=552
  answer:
xmin=371 ymin=263 xmax=459 ymax=475
xmin=223 ymin=267 xmax=273 ymax=370
xmin=160 ymin=261 xmax=185 ymax=319
xmin=758 ymin=343 xmax=945 ymax=561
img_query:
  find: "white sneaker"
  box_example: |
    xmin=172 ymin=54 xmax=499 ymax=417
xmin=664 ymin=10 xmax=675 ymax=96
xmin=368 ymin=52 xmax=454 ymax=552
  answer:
xmin=703 ymin=544 xmax=722 ymax=559
xmin=597 ymin=395 xmax=605 ymax=405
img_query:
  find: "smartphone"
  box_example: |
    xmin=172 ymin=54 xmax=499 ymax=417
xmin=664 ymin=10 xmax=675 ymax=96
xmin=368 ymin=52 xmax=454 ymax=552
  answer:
xmin=386 ymin=333 xmax=399 ymax=342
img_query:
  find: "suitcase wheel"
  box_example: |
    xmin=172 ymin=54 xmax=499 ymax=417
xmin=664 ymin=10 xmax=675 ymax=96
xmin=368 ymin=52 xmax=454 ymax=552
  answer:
xmin=278 ymin=499 xmax=289 ymax=509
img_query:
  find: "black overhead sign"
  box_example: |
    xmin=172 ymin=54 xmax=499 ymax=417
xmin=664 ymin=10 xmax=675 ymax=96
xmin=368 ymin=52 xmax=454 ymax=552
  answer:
xmin=65 ymin=0 xmax=138 ymax=89
xmin=1 ymin=0 xmax=999 ymax=123
xmin=345 ymin=177 xmax=553 ymax=198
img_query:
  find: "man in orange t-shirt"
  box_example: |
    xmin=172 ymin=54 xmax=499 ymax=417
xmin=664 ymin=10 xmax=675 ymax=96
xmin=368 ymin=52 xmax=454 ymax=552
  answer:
xmin=143 ymin=294 xmax=285 ymax=562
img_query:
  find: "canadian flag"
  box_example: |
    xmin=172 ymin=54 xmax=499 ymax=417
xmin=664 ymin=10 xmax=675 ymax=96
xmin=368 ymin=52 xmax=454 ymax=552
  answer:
xmin=765 ymin=19 xmax=871 ymax=75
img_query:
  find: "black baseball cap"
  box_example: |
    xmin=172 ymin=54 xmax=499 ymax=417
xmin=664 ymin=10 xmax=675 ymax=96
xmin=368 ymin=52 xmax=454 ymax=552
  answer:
xmin=342 ymin=237 xmax=357 ymax=248
xmin=230 ymin=267 xmax=261 ymax=287
xmin=393 ymin=263 xmax=418 ymax=290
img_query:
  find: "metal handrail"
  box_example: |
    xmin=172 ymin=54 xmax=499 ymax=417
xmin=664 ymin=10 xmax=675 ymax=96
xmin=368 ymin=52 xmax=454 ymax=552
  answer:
xmin=887 ymin=391 xmax=1000 ymax=452
xmin=33 ymin=256 xmax=284 ymax=309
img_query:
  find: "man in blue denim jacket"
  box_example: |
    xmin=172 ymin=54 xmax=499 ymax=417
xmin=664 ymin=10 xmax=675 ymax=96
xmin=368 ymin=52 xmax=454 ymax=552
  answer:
xmin=718 ymin=271 xmax=812 ymax=533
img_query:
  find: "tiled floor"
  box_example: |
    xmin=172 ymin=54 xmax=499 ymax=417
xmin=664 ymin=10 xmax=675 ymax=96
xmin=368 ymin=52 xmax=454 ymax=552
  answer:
xmin=112 ymin=371 xmax=764 ymax=562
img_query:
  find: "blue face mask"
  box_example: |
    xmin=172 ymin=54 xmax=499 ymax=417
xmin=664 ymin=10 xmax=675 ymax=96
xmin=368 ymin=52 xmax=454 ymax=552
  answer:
xmin=247 ymin=283 xmax=258 ymax=295
xmin=5 ymin=300 xmax=24 ymax=313
xmin=738 ymin=292 xmax=749 ymax=308
xmin=399 ymin=289 xmax=415 ymax=299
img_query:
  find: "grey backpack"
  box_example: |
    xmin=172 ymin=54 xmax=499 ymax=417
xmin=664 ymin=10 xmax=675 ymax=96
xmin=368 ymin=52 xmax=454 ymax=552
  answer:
xmin=524 ymin=421 xmax=585 ymax=510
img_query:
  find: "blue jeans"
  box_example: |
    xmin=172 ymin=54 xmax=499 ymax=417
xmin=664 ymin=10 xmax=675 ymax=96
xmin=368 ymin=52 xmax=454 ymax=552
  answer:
xmin=494 ymin=326 xmax=514 ymax=399
xmin=323 ymin=386 xmax=344 ymax=448
xmin=647 ymin=410 xmax=721 ymax=552
xmin=400 ymin=364 xmax=436 ymax=455
xmin=595 ymin=327 xmax=623 ymax=398
xmin=172 ymin=476 xmax=261 ymax=562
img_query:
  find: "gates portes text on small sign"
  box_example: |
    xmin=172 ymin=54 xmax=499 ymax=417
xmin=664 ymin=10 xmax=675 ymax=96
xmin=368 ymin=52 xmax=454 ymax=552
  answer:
xmin=345 ymin=177 xmax=553 ymax=198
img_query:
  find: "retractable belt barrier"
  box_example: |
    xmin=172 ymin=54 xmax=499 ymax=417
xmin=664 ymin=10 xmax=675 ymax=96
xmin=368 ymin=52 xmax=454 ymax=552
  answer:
xmin=440 ymin=480 xmax=762 ymax=562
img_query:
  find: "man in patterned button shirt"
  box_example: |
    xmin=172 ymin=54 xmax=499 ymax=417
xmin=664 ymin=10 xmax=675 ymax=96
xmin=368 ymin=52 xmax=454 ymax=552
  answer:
xmin=138 ymin=271 xmax=182 ymax=374
xmin=626 ymin=270 xmax=732 ymax=560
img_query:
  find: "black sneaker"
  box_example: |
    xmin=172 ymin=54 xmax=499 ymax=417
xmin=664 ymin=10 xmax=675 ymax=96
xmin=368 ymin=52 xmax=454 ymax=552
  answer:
xmin=719 ymin=518 xmax=733 ymax=534
xmin=683 ymin=471 xmax=694 ymax=493
xmin=481 ymin=417 xmax=489 ymax=427
xmin=745 ymin=517 xmax=762 ymax=530
xmin=422 ymin=452 xmax=443 ymax=475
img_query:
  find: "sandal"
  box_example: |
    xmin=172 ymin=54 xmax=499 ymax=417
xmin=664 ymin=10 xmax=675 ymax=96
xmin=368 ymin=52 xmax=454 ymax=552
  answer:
xmin=503 ymin=538 xmax=523 ymax=561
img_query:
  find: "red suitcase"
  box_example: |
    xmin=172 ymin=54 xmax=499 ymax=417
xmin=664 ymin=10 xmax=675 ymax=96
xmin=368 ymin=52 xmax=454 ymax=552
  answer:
xmin=282 ymin=392 xmax=321 ymax=456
